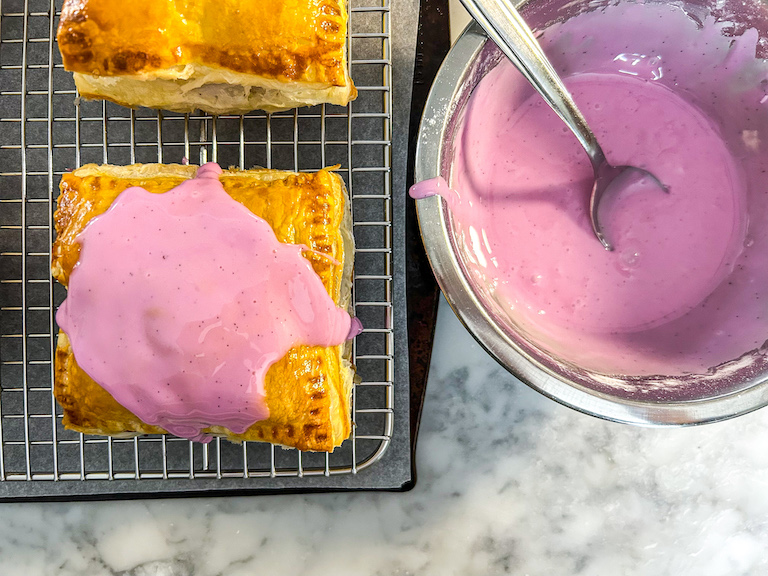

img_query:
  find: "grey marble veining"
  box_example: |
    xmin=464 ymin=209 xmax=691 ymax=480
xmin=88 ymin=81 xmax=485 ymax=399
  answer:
xmin=2 ymin=299 xmax=768 ymax=575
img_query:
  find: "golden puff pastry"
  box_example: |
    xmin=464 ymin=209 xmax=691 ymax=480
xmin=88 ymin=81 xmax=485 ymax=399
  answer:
xmin=52 ymin=163 xmax=355 ymax=452
xmin=57 ymin=0 xmax=357 ymax=114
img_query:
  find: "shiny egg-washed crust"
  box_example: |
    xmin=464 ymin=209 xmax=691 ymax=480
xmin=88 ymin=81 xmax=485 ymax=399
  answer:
xmin=52 ymin=164 xmax=355 ymax=452
xmin=57 ymin=0 xmax=357 ymax=113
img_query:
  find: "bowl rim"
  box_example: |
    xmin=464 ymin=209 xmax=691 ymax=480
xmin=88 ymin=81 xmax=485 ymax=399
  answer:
xmin=413 ymin=19 xmax=768 ymax=426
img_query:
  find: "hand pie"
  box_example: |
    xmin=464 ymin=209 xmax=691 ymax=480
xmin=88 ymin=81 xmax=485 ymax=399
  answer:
xmin=52 ymin=163 xmax=355 ymax=452
xmin=56 ymin=0 xmax=357 ymax=114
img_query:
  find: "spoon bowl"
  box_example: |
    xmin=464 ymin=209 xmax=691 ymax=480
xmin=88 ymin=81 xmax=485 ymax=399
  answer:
xmin=591 ymin=161 xmax=670 ymax=250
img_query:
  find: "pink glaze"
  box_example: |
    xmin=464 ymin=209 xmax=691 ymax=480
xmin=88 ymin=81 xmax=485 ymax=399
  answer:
xmin=412 ymin=2 xmax=768 ymax=376
xmin=56 ymin=162 xmax=353 ymax=442
xmin=410 ymin=177 xmax=457 ymax=205
xmin=454 ymin=73 xmax=744 ymax=333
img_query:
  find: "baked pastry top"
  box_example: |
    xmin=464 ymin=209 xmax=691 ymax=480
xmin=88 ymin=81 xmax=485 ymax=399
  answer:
xmin=52 ymin=164 xmax=355 ymax=451
xmin=57 ymin=0 xmax=357 ymax=113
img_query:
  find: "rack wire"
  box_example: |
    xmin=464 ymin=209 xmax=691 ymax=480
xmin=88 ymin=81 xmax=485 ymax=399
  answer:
xmin=0 ymin=0 xmax=395 ymax=491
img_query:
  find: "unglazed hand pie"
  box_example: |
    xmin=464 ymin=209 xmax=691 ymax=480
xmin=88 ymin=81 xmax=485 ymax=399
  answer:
xmin=52 ymin=163 xmax=355 ymax=452
xmin=56 ymin=0 xmax=357 ymax=114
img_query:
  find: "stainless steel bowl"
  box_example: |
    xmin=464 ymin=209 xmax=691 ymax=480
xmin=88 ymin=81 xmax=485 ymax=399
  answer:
xmin=413 ymin=11 xmax=768 ymax=425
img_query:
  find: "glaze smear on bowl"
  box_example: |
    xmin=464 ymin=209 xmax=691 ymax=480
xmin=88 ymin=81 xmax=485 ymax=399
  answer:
xmin=56 ymin=162 xmax=354 ymax=442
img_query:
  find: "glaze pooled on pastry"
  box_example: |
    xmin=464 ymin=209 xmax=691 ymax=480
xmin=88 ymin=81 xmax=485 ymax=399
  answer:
xmin=53 ymin=163 xmax=355 ymax=451
xmin=56 ymin=0 xmax=357 ymax=113
xmin=56 ymin=163 xmax=352 ymax=443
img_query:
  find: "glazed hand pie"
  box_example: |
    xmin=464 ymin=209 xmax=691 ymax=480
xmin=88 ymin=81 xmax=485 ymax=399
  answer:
xmin=56 ymin=0 xmax=357 ymax=114
xmin=52 ymin=163 xmax=355 ymax=452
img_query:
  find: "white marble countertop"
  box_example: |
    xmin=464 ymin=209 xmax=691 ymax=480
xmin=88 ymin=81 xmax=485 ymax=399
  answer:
xmin=3 ymin=298 xmax=768 ymax=575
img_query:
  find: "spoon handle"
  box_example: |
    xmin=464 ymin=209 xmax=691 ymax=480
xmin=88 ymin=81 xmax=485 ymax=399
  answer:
xmin=459 ymin=0 xmax=605 ymax=166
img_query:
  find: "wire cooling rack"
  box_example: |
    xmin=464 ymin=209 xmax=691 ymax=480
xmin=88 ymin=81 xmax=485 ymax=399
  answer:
xmin=0 ymin=0 xmax=404 ymax=498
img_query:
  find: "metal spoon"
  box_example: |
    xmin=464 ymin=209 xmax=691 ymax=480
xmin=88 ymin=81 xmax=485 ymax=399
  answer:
xmin=459 ymin=0 xmax=667 ymax=250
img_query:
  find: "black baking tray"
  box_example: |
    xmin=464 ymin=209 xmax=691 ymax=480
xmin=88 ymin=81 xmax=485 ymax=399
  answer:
xmin=0 ymin=0 xmax=444 ymax=500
